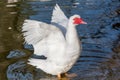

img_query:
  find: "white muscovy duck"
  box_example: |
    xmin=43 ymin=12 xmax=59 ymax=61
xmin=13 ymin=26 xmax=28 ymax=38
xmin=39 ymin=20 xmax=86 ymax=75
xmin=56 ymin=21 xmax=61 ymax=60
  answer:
xmin=22 ymin=4 xmax=87 ymax=79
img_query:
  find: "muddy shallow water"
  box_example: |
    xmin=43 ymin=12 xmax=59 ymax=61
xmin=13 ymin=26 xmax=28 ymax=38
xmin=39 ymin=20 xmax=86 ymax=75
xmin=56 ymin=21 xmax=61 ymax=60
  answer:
xmin=0 ymin=0 xmax=120 ymax=80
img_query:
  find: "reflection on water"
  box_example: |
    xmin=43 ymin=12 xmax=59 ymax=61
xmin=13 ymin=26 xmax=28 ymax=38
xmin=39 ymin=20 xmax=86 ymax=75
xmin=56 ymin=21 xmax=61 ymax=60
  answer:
xmin=0 ymin=0 xmax=120 ymax=80
xmin=7 ymin=61 xmax=33 ymax=80
xmin=0 ymin=1 xmax=22 ymax=52
xmin=7 ymin=0 xmax=19 ymax=3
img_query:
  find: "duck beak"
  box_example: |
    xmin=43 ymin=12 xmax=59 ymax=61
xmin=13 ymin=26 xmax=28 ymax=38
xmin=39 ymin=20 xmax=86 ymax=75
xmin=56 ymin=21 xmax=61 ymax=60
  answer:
xmin=81 ymin=20 xmax=87 ymax=24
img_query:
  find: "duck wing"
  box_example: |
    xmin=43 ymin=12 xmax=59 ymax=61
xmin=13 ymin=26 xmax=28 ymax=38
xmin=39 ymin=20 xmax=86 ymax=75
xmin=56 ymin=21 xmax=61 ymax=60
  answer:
xmin=51 ymin=4 xmax=69 ymax=35
xmin=22 ymin=20 xmax=66 ymax=57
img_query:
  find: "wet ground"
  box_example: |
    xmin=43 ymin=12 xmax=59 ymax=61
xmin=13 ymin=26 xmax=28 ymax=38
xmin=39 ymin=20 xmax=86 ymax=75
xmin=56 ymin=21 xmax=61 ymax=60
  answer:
xmin=0 ymin=0 xmax=120 ymax=80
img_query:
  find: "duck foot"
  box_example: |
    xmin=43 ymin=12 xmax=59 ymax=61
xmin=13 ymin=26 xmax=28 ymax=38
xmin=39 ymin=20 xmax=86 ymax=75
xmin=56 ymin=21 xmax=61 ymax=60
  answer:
xmin=57 ymin=74 xmax=62 ymax=80
xmin=57 ymin=73 xmax=77 ymax=79
xmin=65 ymin=73 xmax=77 ymax=78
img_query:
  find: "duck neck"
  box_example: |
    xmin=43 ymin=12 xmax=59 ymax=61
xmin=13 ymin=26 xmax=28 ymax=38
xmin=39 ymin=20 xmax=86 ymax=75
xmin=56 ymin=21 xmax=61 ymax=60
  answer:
xmin=65 ymin=22 xmax=79 ymax=45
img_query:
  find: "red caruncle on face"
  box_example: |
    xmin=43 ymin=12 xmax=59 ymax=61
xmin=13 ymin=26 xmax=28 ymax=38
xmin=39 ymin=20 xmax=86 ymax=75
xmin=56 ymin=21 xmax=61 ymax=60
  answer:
xmin=73 ymin=17 xmax=87 ymax=24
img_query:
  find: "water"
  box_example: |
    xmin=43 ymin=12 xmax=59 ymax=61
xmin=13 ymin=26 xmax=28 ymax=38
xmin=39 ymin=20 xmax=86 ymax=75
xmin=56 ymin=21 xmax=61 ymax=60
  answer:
xmin=0 ymin=0 xmax=120 ymax=80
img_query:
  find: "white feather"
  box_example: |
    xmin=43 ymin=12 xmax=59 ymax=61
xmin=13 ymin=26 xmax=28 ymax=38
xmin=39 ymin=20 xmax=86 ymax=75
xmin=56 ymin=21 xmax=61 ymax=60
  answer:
xmin=51 ymin=4 xmax=68 ymax=35
xmin=22 ymin=19 xmax=66 ymax=57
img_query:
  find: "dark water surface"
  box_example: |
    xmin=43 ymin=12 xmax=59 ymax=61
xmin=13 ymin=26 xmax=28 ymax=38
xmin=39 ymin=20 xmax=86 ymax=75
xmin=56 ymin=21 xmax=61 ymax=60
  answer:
xmin=0 ymin=0 xmax=120 ymax=80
